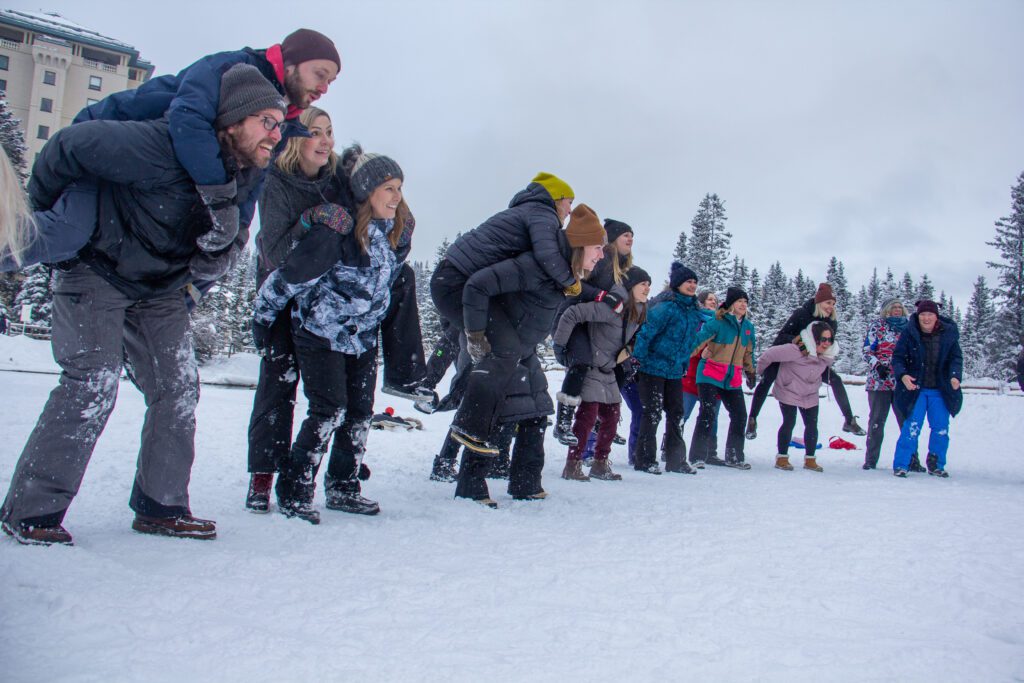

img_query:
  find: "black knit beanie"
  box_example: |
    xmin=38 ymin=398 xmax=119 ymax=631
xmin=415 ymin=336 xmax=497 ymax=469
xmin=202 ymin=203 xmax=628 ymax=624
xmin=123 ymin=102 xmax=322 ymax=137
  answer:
xmin=604 ymin=219 xmax=633 ymax=244
xmin=720 ymin=286 xmax=749 ymax=310
xmin=341 ymin=144 xmax=404 ymax=203
xmin=669 ymin=261 xmax=698 ymax=290
xmin=281 ymin=28 xmax=341 ymax=70
xmin=623 ymin=266 xmax=651 ymax=291
xmin=216 ymin=64 xmax=288 ymax=128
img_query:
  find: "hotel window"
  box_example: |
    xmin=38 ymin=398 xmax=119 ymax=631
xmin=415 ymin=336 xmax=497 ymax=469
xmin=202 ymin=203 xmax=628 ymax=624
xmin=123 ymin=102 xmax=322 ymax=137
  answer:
xmin=88 ymin=75 xmax=102 ymax=91
xmin=0 ymin=55 xmax=8 ymax=70
xmin=37 ymin=125 xmax=49 ymax=140
xmin=0 ymin=79 xmax=6 ymax=92
xmin=40 ymin=97 xmax=53 ymax=113
xmin=43 ymin=70 xmax=56 ymax=86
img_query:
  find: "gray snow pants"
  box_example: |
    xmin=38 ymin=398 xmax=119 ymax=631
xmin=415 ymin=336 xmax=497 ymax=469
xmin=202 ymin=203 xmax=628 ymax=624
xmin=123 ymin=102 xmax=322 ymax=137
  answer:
xmin=0 ymin=263 xmax=199 ymax=527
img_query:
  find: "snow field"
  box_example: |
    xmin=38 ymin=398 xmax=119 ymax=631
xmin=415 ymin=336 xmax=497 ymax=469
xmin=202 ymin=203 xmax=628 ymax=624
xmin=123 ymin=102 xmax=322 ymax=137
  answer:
xmin=1 ymin=351 xmax=1022 ymax=681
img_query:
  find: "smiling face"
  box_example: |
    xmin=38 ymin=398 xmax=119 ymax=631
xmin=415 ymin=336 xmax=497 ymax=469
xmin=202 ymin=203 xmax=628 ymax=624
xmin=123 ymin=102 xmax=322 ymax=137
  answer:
xmin=918 ymin=311 xmax=937 ymax=332
xmin=613 ymin=232 xmax=633 ymax=256
xmin=631 ymin=280 xmax=650 ymax=303
xmin=816 ymin=331 xmax=834 ymax=353
xmin=818 ymin=299 xmax=836 ymax=316
xmin=730 ymin=298 xmax=749 ymax=318
xmin=223 ymin=108 xmax=284 ymax=168
xmin=703 ymin=293 xmax=718 ymax=310
xmin=283 ymin=59 xmax=338 ymax=108
xmin=582 ymin=243 xmax=604 ymax=271
xmin=554 ymin=197 xmax=573 ymax=223
xmin=297 ymin=114 xmax=334 ymax=178
xmin=678 ymin=278 xmax=698 ymax=296
xmin=368 ymin=178 xmax=403 ymax=220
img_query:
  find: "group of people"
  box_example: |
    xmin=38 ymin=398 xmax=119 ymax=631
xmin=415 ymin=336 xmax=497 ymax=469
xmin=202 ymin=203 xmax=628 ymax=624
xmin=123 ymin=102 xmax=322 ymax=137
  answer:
xmin=0 ymin=28 xmax=968 ymax=546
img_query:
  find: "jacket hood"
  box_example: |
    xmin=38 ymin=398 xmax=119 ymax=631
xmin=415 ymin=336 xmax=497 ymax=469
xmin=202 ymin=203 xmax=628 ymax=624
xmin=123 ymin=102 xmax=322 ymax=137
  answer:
xmin=509 ymin=182 xmax=558 ymax=212
xmin=800 ymin=323 xmax=839 ymax=359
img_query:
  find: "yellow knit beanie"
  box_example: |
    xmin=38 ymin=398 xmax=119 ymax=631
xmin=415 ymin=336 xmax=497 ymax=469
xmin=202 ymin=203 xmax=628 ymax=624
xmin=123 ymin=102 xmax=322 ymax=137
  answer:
xmin=531 ymin=172 xmax=574 ymax=201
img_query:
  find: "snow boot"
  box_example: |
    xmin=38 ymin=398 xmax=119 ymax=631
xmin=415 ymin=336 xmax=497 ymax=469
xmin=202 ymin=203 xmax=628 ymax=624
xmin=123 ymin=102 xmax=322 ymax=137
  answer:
xmin=664 ymin=440 xmax=695 ymax=474
xmin=553 ymin=394 xmax=580 ymax=446
xmin=775 ymin=455 xmax=794 ymax=471
xmin=561 ymin=458 xmax=590 ymax=481
xmin=842 ymin=416 xmax=867 ymax=436
xmin=893 ymin=468 xmax=908 ymax=478
xmin=803 ymin=457 xmax=823 ymax=472
xmin=430 ymin=455 xmax=458 ymax=482
xmin=381 ymin=382 xmax=436 ymax=402
xmin=704 ymin=454 xmax=728 ymax=467
xmin=2 ymin=520 xmax=74 ymax=546
xmin=132 ymin=513 xmax=217 ymax=540
xmin=245 ymin=473 xmax=274 ymax=513
xmin=926 ymin=453 xmax=949 ymax=478
xmin=744 ymin=415 xmax=757 ymax=440
xmin=589 ymin=458 xmax=622 ymax=481
xmin=326 ymin=491 xmax=381 ymax=515
xmin=278 ymin=498 xmax=321 ymax=525
xmin=613 ymin=432 xmax=627 ymax=445
xmin=449 ymin=426 xmax=500 ymax=455
xmin=909 ymin=453 xmax=927 ymax=473
xmin=635 ymin=462 xmax=663 ymax=475
xmin=513 ymin=490 xmax=548 ymax=501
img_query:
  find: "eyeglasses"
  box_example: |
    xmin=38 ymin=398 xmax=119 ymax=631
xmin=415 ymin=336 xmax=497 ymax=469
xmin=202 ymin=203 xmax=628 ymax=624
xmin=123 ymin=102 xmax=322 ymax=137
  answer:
xmin=250 ymin=114 xmax=285 ymax=133
xmin=818 ymin=337 xmax=834 ymax=344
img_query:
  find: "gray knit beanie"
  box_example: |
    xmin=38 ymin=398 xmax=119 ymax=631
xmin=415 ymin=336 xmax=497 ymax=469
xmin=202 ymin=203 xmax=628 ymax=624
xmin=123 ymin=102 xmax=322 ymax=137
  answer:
xmin=216 ymin=64 xmax=288 ymax=129
xmin=341 ymin=144 xmax=403 ymax=203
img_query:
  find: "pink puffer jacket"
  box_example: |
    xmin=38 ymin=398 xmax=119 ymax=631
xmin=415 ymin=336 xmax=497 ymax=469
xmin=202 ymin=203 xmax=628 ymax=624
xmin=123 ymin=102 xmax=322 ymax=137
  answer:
xmin=755 ymin=325 xmax=838 ymax=409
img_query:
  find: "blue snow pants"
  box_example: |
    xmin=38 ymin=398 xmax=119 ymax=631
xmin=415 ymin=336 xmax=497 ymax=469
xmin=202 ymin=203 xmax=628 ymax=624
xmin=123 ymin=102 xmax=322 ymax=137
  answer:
xmin=893 ymin=388 xmax=950 ymax=471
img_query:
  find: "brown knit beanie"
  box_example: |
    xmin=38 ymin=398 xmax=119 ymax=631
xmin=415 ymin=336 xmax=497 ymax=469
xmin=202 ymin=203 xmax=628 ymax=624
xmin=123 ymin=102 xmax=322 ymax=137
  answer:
xmin=565 ymin=204 xmax=606 ymax=247
xmin=281 ymin=29 xmax=342 ymax=70
xmin=814 ymin=283 xmax=836 ymax=304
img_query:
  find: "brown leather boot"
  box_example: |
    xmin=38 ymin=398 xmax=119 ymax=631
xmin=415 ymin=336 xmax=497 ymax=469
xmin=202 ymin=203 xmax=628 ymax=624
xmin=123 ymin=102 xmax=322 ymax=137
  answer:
xmin=589 ymin=458 xmax=622 ymax=481
xmin=803 ymin=457 xmax=823 ymax=472
xmin=2 ymin=520 xmax=73 ymax=546
xmin=561 ymin=458 xmax=590 ymax=481
xmin=775 ymin=455 xmax=794 ymax=471
xmin=132 ymin=514 xmax=217 ymax=540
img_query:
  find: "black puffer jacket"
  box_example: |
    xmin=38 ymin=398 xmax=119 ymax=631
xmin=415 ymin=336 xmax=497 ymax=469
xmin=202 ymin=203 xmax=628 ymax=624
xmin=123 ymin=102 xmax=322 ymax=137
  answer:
xmin=444 ymin=183 xmax=575 ymax=289
xmin=497 ymin=353 xmax=554 ymax=422
xmin=28 ymin=118 xmax=260 ymax=300
xmin=772 ymin=298 xmax=839 ymax=346
xmin=255 ymin=164 xmax=354 ymax=287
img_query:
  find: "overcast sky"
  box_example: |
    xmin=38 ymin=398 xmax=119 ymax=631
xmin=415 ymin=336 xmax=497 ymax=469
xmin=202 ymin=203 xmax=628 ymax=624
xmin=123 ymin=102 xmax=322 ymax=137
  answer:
xmin=9 ymin=0 xmax=1024 ymax=307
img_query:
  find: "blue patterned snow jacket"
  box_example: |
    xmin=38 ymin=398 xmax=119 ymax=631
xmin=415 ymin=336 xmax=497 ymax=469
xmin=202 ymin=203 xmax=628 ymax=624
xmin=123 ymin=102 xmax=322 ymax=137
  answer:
xmin=254 ymin=215 xmax=412 ymax=355
xmin=631 ymin=292 xmax=705 ymax=380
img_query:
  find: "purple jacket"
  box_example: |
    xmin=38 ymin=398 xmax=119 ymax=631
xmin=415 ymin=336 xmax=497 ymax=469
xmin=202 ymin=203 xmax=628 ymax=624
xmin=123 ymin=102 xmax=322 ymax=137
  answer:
xmin=756 ymin=325 xmax=838 ymax=409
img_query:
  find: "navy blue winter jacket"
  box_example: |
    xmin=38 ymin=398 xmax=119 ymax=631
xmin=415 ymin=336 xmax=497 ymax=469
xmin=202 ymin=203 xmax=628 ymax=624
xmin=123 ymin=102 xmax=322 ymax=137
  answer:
xmin=28 ymin=119 xmax=260 ymax=300
xmin=445 ymin=183 xmax=576 ymax=290
xmin=74 ymin=47 xmax=306 ymax=227
xmin=892 ymin=314 xmax=964 ymax=417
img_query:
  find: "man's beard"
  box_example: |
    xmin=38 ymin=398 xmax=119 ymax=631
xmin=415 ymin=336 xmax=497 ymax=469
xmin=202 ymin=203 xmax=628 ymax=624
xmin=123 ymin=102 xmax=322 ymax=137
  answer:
xmin=220 ymin=127 xmax=272 ymax=170
xmin=283 ymin=68 xmax=312 ymax=108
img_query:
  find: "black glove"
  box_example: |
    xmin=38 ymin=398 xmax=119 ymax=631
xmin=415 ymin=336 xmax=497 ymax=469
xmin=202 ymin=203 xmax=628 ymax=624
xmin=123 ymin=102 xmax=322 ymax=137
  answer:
xmin=597 ymin=289 xmax=624 ymax=313
xmin=188 ymin=245 xmax=240 ymax=281
xmin=196 ymin=180 xmax=239 ymax=252
xmin=251 ymin=320 xmax=271 ymax=354
xmin=875 ymin=363 xmax=891 ymax=381
xmin=745 ymin=371 xmax=757 ymax=390
xmin=358 ymin=463 xmax=371 ymax=481
xmin=466 ymin=330 xmax=491 ymax=364
xmin=553 ymin=343 xmax=568 ymax=366
xmin=620 ymin=358 xmax=639 ymax=384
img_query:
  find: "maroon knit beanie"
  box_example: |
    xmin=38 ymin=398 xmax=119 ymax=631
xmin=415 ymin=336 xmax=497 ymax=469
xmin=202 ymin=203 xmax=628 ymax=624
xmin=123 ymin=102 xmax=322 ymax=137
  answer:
xmin=915 ymin=299 xmax=940 ymax=316
xmin=814 ymin=283 xmax=835 ymax=304
xmin=281 ymin=29 xmax=341 ymax=70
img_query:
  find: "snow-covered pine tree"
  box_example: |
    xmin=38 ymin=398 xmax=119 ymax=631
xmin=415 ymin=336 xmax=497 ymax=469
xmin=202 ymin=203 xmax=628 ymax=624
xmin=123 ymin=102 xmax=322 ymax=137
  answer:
xmin=673 ymin=231 xmax=688 ymax=264
xmin=687 ymin=193 xmax=732 ymax=293
xmin=962 ymin=276 xmax=996 ymax=379
xmin=0 ymin=94 xmax=29 ymax=185
xmin=916 ymin=274 xmax=935 ymax=303
xmin=866 ymin=268 xmax=881 ymax=315
xmin=13 ymin=265 xmax=54 ymax=325
xmin=757 ymin=261 xmax=792 ymax=353
xmin=825 ymin=256 xmax=852 ymax=312
xmin=413 ymin=259 xmax=441 ymax=352
xmin=900 ymin=272 xmax=916 ymax=304
xmin=791 ymin=269 xmax=816 ymax=303
xmin=728 ymin=257 xmax=748 ymax=291
xmin=880 ymin=268 xmax=900 ymax=304
xmin=987 ymin=171 xmax=1024 ymax=379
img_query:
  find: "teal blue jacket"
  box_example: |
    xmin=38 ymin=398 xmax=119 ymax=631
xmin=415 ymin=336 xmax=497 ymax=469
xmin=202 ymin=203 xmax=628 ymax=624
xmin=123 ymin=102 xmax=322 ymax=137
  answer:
xmin=693 ymin=309 xmax=757 ymax=389
xmin=632 ymin=292 xmax=705 ymax=379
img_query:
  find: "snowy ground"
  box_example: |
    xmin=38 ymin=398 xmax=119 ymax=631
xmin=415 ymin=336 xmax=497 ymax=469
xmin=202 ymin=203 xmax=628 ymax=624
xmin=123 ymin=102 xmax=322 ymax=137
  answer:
xmin=1 ymin=335 xmax=1022 ymax=682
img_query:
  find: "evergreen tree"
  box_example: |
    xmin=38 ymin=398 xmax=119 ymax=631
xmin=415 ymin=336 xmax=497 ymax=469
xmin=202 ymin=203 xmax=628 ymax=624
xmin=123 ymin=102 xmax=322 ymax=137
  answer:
xmin=900 ymin=272 xmax=916 ymax=304
xmin=916 ymin=274 xmax=935 ymax=303
xmin=791 ymin=269 xmax=816 ymax=303
xmin=13 ymin=265 xmax=54 ymax=326
xmin=0 ymin=95 xmax=29 ymax=185
xmin=687 ymin=193 xmax=732 ymax=292
xmin=747 ymin=268 xmax=761 ymax=320
xmin=987 ymin=171 xmax=1024 ymax=378
xmin=825 ymin=256 xmax=852 ymax=313
xmin=758 ymin=261 xmax=792 ymax=353
xmin=866 ymin=268 xmax=881 ymax=315
xmin=414 ymin=259 xmax=441 ymax=352
xmin=728 ymin=257 xmax=748 ymax=291
xmin=880 ymin=268 xmax=900 ymax=304
xmin=672 ymin=231 xmax=688 ymax=264
xmin=960 ymin=279 xmax=995 ymax=378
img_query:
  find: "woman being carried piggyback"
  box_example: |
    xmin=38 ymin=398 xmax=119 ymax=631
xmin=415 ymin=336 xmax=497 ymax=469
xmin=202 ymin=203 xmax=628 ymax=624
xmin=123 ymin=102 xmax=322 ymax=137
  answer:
xmin=553 ymin=266 xmax=651 ymax=482
xmin=756 ymin=322 xmax=837 ymax=472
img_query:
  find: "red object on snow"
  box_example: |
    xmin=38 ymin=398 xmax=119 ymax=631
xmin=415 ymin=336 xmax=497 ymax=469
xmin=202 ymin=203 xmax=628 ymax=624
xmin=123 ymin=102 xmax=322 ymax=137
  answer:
xmin=828 ymin=436 xmax=857 ymax=450
xmin=385 ymin=406 xmax=395 ymax=416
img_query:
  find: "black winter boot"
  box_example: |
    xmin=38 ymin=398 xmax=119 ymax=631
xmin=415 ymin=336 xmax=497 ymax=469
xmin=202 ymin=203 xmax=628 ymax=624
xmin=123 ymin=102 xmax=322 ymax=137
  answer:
xmin=843 ymin=416 xmax=867 ymax=436
xmin=325 ymin=477 xmax=380 ymax=515
xmin=909 ymin=453 xmax=927 ymax=473
xmin=245 ymin=473 xmax=274 ymax=513
xmin=926 ymin=453 xmax=949 ymax=478
xmin=553 ymin=394 xmax=580 ymax=446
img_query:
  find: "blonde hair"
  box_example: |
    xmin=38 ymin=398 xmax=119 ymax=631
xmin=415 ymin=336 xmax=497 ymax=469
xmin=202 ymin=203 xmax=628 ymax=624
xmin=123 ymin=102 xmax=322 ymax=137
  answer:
xmin=354 ymin=198 xmax=408 ymax=253
xmin=275 ymin=107 xmax=337 ymax=177
xmin=604 ymin=243 xmax=633 ymax=285
xmin=813 ymin=302 xmax=838 ymax=321
xmin=0 ymin=151 xmax=34 ymax=267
